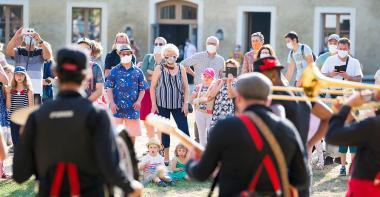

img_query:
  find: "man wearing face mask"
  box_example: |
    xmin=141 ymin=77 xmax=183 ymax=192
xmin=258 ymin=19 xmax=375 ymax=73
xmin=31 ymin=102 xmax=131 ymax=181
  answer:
xmin=284 ymin=31 xmax=314 ymax=86
xmin=321 ymin=38 xmax=363 ymax=83
xmin=181 ymin=36 xmax=224 ymax=143
xmin=6 ymin=27 xmax=52 ymax=104
xmin=106 ymin=44 xmax=149 ymax=143
xmin=181 ymin=36 xmax=225 ymax=87
xmin=315 ymin=34 xmax=340 ymax=69
xmin=242 ymin=32 xmax=264 ymax=74
xmin=104 ymin=33 xmax=137 ymax=78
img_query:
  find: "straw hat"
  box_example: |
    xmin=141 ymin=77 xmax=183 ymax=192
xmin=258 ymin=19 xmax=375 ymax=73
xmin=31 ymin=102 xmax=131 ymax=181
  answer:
xmin=146 ymin=138 xmax=161 ymax=149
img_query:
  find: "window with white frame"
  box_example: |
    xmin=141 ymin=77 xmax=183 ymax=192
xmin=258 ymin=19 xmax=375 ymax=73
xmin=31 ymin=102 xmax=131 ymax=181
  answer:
xmin=320 ymin=13 xmax=351 ymax=53
xmin=0 ymin=4 xmax=23 ymax=44
xmin=71 ymin=7 xmax=101 ymax=43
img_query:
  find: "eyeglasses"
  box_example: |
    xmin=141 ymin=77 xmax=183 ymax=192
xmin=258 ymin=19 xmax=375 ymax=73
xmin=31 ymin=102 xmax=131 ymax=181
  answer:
xmin=164 ymin=56 xmax=177 ymax=59
xmin=154 ymin=43 xmax=164 ymax=46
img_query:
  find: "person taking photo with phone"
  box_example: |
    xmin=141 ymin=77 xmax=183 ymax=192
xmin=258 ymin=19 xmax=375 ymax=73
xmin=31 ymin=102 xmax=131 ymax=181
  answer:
xmin=6 ymin=27 xmax=52 ymax=104
xmin=321 ymin=38 xmax=363 ymax=83
xmin=207 ymin=59 xmax=239 ymax=130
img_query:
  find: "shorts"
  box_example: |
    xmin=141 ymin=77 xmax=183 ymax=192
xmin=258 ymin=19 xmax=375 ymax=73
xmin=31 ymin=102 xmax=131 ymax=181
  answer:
xmin=339 ymin=145 xmax=357 ymax=154
xmin=114 ymin=118 xmax=142 ymax=137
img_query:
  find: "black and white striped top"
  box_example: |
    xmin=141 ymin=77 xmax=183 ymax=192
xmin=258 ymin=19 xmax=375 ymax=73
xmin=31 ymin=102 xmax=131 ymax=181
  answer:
xmin=8 ymin=89 xmax=29 ymax=120
xmin=155 ymin=65 xmax=184 ymax=109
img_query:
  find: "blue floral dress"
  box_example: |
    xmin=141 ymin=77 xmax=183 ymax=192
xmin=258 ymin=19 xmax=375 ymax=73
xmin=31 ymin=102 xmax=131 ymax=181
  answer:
xmin=0 ymin=83 xmax=9 ymax=128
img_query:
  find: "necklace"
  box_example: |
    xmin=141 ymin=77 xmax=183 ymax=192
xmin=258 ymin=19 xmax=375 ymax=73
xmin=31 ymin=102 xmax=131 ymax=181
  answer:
xmin=164 ymin=64 xmax=175 ymax=70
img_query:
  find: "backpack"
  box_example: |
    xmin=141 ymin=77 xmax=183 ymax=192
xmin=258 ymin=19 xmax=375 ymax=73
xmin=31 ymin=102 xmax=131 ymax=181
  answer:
xmin=290 ymin=44 xmax=316 ymax=62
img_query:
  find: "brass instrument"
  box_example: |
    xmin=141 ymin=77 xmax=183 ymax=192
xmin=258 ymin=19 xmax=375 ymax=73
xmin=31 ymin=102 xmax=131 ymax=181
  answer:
xmin=272 ymin=86 xmax=347 ymax=96
xmin=270 ymin=63 xmax=380 ymax=120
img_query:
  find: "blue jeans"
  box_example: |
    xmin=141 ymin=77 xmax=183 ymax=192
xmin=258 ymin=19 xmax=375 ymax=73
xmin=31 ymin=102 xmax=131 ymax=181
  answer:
xmin=10 ymin=121 xmax=21 ymax=146
xmin=158 ymin=107 xmax=189 ymax=148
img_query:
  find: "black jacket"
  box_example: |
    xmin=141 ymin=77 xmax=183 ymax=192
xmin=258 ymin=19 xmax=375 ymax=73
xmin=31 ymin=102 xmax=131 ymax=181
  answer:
xmin=326 ymin=105 xmax=380 ymax=180
xmin=13 ymin=91 xmax=134 ymax=196
xmin=186 ymin=104 xmax=309 ymax=197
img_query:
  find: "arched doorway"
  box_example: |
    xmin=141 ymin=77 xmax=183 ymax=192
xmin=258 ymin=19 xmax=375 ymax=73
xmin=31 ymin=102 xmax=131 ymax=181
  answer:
xmin=154 ymin=0 xmax=198 ymax=61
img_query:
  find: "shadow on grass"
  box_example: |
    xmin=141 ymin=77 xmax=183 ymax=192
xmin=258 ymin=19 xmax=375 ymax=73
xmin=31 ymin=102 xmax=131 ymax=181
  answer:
xmin=144 ymin=180 xmax=212 ymax=196
xmin=0 ymin=179 xmax=35 ymax=197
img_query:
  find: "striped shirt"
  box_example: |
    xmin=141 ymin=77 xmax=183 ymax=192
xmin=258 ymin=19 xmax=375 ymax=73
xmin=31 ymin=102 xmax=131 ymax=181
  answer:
xmin=8 ymin=89 xmax=29 ymax=120
xmin=155 ymin=65 xmax=184 ymax=109
xmin=14 ymin=47 xmax=44 ymax=95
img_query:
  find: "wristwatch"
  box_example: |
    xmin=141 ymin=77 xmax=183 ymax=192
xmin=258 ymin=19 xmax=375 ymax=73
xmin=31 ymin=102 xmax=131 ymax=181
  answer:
xmin=39 ymin=40 xmax=44 ymax=45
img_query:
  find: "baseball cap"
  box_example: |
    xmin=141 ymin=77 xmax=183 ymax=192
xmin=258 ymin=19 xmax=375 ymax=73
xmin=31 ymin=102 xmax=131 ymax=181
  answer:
xmin=56 ymin=46 xmax=88 ymax=73
xmin=253 ymin=57 xmax=283 ymax=72
xmin=236 ymin=72 xmax=273 ymax=100
xmin=328 ymin=34 xmax=340 ymax=41
xmin=117 ymin=44 xmax=133 ymax=52
xmin=14 ymin=66 xmax=27 ymax=75
xmin=203 ymin=68 xmax=215 ymax=79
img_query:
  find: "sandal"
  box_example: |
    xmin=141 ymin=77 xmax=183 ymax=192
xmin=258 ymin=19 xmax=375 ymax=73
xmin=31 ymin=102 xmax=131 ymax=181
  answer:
xmin=157 ymin=181 xmax=167 ymax=187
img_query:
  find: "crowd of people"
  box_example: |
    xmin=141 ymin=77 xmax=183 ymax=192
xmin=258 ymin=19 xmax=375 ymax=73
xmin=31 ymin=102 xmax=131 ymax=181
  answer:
xmin=0 ymin=26 xmax=379 ymax=197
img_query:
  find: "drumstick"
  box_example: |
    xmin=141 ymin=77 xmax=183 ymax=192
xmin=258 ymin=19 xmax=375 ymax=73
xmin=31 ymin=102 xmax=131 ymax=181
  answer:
xmin=146 ymin=114 xmax=204 ymax=153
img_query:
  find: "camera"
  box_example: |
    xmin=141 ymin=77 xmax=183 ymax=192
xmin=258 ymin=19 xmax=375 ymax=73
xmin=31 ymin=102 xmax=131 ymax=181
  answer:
xmin=225 ymin=67 xmax=238 ymax=78
xmin=22 ymin=28 xmax=35 ymax=36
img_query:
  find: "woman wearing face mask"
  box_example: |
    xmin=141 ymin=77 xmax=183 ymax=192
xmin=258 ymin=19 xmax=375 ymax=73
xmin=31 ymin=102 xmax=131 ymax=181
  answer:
xmin=140 ymin=37 xmax=167 ymax=139
xmin=150 ymin=44 xmax=190 ymax=165
xmin=77 ymin=38 xmax=105 ymax=103
xmin=208 ymin=59 xmax=239 ymax=130
xmin=242 ymin=32 xmax=264 ymax=74
xmin=104 ymin=33 xmax=136 ymax=77
xmin=106 ymin=44 xmax=148 ymax=143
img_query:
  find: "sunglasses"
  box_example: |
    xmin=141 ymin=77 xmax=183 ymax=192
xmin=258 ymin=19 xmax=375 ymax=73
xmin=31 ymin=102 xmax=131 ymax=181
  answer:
xmin=120 ymin=51 xmax=133 ymax=56
xmin=154 ymin=43 xmax=164 ymax=46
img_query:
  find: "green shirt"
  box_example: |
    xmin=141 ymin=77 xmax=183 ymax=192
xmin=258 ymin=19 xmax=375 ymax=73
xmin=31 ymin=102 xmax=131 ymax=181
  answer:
xmin=140 ymin=54 xmax=158 ymax=86
xmin=315 ymin=52 xmax=332 ymax=69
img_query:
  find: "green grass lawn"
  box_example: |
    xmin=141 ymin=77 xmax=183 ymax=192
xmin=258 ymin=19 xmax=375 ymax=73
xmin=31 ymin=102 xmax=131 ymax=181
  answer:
xmin=0 ymin=114 xmax=348 ymax=196
xmin=0 ymin=165 xmax=348 ymax=197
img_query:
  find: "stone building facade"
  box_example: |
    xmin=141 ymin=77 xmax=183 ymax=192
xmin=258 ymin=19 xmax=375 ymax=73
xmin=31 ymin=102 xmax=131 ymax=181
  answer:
xmin=1 ymin=0 xmax=379 ymax=74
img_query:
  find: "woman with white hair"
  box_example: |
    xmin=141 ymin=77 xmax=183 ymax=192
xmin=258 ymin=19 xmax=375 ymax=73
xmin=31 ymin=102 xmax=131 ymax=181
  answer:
xmin=150 ymin=43 xmax=190 ymax=165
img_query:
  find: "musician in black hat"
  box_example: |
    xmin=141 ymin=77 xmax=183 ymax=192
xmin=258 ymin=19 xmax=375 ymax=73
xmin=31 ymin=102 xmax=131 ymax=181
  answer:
xmin=253 ymin=57 xmax=332 ymax=152
xmin=12 ymin=46 xmax=142 ymax=197
xmin=186 ymin=72 xmax=309 ymax=196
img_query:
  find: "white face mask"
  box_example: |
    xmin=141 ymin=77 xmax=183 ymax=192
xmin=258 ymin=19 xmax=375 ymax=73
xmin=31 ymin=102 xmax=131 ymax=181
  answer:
xmin=328 ymin=45 xmax=338 ymax=53
xmin=121 ymin=55 xmax=132 ymax=64
xmin=166 ymin=56 xmax=177 ymax=65
xmin=24 ymin=36 xmax=36 ymax=46
xmin=286 ymin=42 xmax=293 ymax=50
xmin=338 ymin=50 xmax=349 ymax=58
xmin=206 ymin=45 xmax=217 ymax=53
xmin=153 ymin=46 xmax=162 ymax=54
xmin=260 ymin=53 xmax=271 ymax=58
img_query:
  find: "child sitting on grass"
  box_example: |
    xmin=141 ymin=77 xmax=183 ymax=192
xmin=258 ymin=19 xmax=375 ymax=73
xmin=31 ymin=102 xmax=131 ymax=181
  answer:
xmin=139 ymin=138 xmax=175 ymax=187
xmin=169 ymin=144 xmax=189 ymax=180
